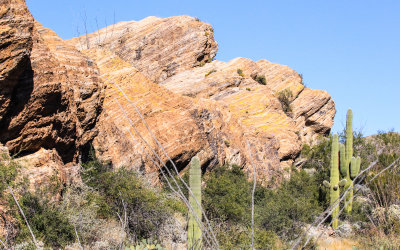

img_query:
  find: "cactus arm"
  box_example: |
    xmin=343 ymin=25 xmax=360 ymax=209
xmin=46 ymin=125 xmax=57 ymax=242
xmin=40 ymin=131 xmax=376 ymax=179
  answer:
xmin=350 ymin=157 xmax=357 ymax=179
xmin=323 ymin=180 xmax=331 ymax=188
xmin=339 ymin=179 xmax=347 ymax=187
xmin=339 ymin=143 xmax=347 ymax=177
xmin=356 ymin=157 xmax=361 ymax=177
xmin=345 ymin=109 xmax=353 ymax=165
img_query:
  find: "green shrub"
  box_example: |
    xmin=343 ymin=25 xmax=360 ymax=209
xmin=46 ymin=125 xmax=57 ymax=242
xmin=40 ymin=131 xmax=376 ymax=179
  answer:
xmin=252 ymin=75 xmax=266 ymax=85
xmin=237 ymin=69 xmax=244 ymax=77
xmin=204 ymin=165 xmax=251 ymax=223
xmin=256 ymin=170 xmax=323 ymax=240
xmin=0 ymin=161 xmax=18 ymax=195
xmin=376 ymin=130 xmax=400 ymax=147
xmin=368 ymin=153 xmax=400 ymax=208
xmin=82 ymin=156 xmax=181 ymax=241
xmin=12 ymin=192 xmax=75 ymax=248
xmin=215 ymin=224 xmax=280 ymax=250
xmin=205 ymin=69 xmax=217 ymax=77
xmin=277 ymin=89 xmax=293 ymax=113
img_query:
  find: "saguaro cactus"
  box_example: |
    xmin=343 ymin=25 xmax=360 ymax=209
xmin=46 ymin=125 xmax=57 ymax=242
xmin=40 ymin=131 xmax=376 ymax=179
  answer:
xmin=323 ymin=134 xmax=346 ymax=229
xmin=188 ymin=156 xmax=202 ymax=249
xmin=340 ymin=109 xmax=361 ymax=214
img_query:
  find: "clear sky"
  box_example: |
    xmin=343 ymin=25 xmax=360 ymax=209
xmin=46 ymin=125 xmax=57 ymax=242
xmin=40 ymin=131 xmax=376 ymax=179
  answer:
xmin=26 ymin=0 xmax=399 ymax=136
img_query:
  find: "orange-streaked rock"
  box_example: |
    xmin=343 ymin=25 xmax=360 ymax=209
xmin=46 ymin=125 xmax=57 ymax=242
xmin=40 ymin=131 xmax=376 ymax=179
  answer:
xmin=0 ymin=11 xmax=104 ymax=162
xmin=0 ymin=0 xmax=34 ymax=121
xmin=69 ymin=16 xmax=218 ymax=83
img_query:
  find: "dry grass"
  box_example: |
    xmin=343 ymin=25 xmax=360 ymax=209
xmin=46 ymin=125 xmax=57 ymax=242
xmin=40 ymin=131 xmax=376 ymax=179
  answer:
xmin=316 ymin=238 xmax=358 ymax=250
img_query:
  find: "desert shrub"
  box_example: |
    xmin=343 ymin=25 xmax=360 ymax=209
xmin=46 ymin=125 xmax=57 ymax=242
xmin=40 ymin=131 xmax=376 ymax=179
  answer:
xmin=203 ymin=165 xmax=323 ymax=245
xmin=376 ymin=130 xmax=400 ymax=148
xmin=300 ymin=138 xmax=332 ymax=208
xmin=82 ymin=156 xmax=180 ymax=242
xmin=299 ymin=73 xmax=305 ymax=85
xmin=252 ymin=74 xmax=266 ymax=85
xmin=204 ymin=165 xmax=251 ymax=224
xmin=277 ymin=89 xmax=293 ymax=113
xmin=237 ymin=68 xmax=244 ymax=77
xmin=60 ymin=184 xmax=127 ymax=247
xmin=256 ymin=170 xmax=323 ymax=240
xmin=215 ymin=223 xmax=280 ymax=250
xmin=367 ymin=153 xmax=400 ymax=208
xmin=12 ymin=192 xmax=75 ymax=248
xmin=161 ymin=171 xmax=189 ymax=197
xmin=125 ymin=238 xmax=164 ymax=249
xmin=205 ymin=69 xmax=217 ymax=77
xmin=359 ymin=227 xmax=400 ymax=250
xmin=0 ymin=161 xmax=18 ymax=195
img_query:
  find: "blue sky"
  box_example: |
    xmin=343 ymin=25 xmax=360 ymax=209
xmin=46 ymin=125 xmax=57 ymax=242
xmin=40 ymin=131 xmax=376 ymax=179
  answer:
xmin=26 ymin=0 xmax=399 ymax=136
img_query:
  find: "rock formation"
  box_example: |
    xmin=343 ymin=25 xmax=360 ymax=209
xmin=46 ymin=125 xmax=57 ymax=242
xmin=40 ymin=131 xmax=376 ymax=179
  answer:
xmin=68 ymin=16 xmax=218 ymax=83
xmin=68 ymin=16 xmax=335 ymax=183
xmin=0 ymin=0 xmax=335 ymax=185
xmin=0 ymin=0 xmax=104 ymax=163
xmin=0 ymin=0 xmax=34 ymax=122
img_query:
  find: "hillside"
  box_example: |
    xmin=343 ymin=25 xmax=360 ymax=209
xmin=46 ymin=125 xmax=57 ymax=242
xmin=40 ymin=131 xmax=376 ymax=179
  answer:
xmin=10 ymin=1 xmax=400 ymax=249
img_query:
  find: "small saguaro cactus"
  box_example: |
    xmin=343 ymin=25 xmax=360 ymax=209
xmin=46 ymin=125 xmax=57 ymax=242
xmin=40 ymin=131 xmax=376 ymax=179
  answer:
xmin=339 ymin=109 xmax=361 ymax=214
xmin=188 ymin=156 xmax=202 ymax=249
xmin=323 ymin=134 xmax=346 ymax=229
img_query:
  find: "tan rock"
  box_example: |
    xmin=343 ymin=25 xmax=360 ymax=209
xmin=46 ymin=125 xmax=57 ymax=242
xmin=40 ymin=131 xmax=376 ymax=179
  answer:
xmin=0 ymin=0 xmax=335 ymax=186
xmin=0 ymin=0 xmax=34 ymax=121
xmin=78 ymin=48 xmax=283 ymax=184
xmin=84 ymin=48 xmax=213 ymax=182
xmin=160 ymin=56 xmax=333 ymax=158
xmin=69 ymin=15 xmax=335 ymax=183
xmin=292 ymin=88 xmax=336 ymax=143
xmin=0 ymin=1 xmax=104 ymax=163
xmin=69 ymin=16 xmax=218 ymax=83
xmin=14 ymin=148 xmax=66 ymax=195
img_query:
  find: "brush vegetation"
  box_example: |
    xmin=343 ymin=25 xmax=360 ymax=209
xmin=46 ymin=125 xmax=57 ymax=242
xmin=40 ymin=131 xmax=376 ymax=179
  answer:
xmin=1 ymin=130 xmax=399 ymax=249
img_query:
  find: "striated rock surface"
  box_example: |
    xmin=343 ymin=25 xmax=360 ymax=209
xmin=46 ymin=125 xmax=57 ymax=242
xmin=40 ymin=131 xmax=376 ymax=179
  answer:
xmin=68 ymin=16 xmax=218 ymax=83
xmin=67 ymin=15 xmax=336 ymax=183
xmin=83 ymin=48 xmax=211 ymax=178
xmin=160 ymin=57 xmax=335 ymax=156
xmin=80 ymin=48 xmax=283 ymax=184
xmin=0 ymin=0 xmax=34 ymax=121
xmin=0 ymin=0 xmax=104 ymax=163
xmin=0 ymin=0 xmax=335 ymax=185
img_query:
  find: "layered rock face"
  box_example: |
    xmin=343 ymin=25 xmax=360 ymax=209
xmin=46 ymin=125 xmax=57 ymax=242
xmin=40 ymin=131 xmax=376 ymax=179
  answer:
xmin=161 ymin=57 xmax=335 ymax=147
xmin=68 ymin=16 xmax=335 ymax=182
xmin=0 ymin=0 xmax=335 ymax=184
xmin=0 ymin=0 xmax=34 ymax=121
xmin=0 ymin=1 xmax=103 ymax=163
xmin=69 ymin=16 xmax=218 ymax=83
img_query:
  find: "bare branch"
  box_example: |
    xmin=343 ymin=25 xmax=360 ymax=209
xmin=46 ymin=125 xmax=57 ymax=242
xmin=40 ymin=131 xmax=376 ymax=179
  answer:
xmin=246 ymin=140 xmax=257 ymax=250
xmin=7 ymin=185 xmax=38 ymax=248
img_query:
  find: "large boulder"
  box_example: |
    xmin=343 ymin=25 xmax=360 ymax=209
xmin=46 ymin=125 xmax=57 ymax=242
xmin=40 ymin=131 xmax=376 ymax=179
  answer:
xmin=68 ymin=15 xmax=336 ymax=183
xmin=68 ymin=16 xmax=218 ymax=83
xmin=0 ymin=0 xmax=104 ymax=163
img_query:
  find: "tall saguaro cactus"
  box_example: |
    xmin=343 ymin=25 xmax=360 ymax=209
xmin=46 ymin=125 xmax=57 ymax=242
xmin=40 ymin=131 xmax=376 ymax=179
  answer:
xmin=188 ymin=156 xmax=202 ymax=249
xmin=323 ymin=134 xmax=345 ymax=229
xmin=340 ymin=109 xmax=361 ymax=214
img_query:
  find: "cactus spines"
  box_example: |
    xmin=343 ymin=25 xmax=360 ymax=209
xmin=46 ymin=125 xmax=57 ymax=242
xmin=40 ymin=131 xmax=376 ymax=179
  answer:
xmin=328 ymin=134 xmax=340 ymax=229
xmin=188 ymin=156 xmax=202 ymax=249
